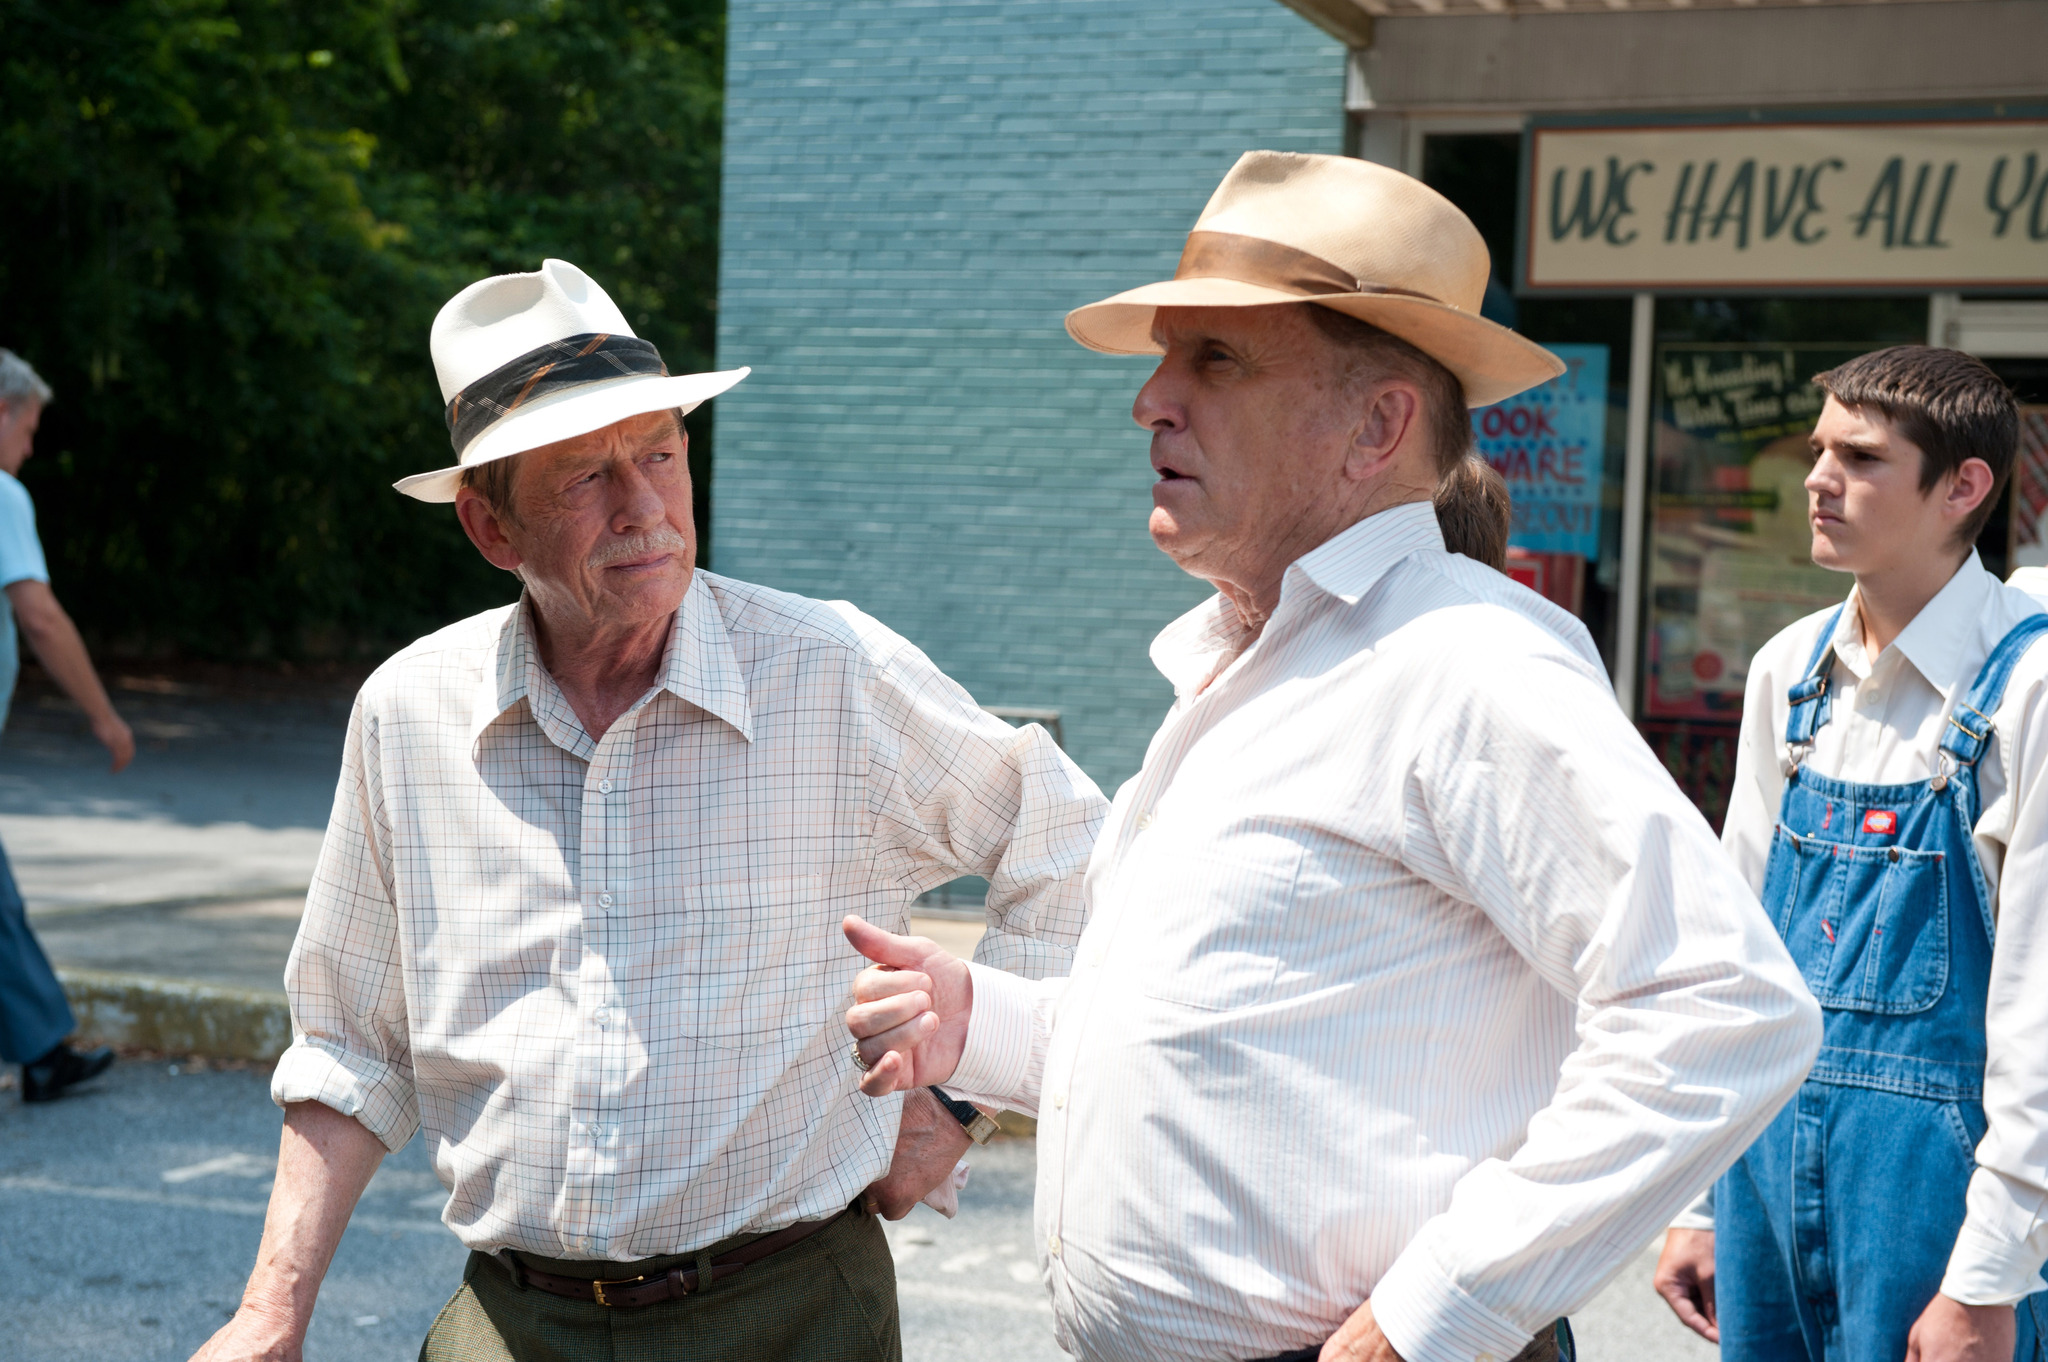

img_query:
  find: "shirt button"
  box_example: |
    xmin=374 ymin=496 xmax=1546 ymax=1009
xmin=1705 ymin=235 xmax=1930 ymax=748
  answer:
xmin=1052 ymin=1091 xmax=1066 ymax=1110
xmin=598 ymin=893 xmax=613 ymax=909
xmin=593 ymin=1008 xmax=610 ymax=1027
xmin=598 ymin=778 xmax=613 ymax=794
xmin=1134 ymin=812 xmax=1153 ymax=832
xmin=1047 ymin=1234 xmax=1061 ymax=1256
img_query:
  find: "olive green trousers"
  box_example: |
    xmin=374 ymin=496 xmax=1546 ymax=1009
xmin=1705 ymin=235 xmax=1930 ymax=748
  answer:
xmin=419 ymin=1203 xmax=900 ymax=1362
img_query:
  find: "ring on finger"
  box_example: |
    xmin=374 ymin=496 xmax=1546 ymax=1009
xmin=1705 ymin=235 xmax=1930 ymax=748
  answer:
xmin=850 ymin=1043 xmax=873 ymax=1073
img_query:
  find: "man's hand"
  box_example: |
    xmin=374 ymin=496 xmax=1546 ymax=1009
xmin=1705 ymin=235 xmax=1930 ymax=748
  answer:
xmin=6 ymin=579 xmax=132 ymax=772
xmin=1904 ymin=1294 xmax=2015 ymax=1362
xmin=843 ymin=916 xmax=973 ymax=1097
xmin=93 ymin=711 xmax=135 ymax=773
xmin=1653 ymin=1228 xmax=1719 ymax=1343
xmin=1321 ymin=1300 xmax=1405 ymax=1362
xmin=863 ymin=1085 xmax=974 ymax=1220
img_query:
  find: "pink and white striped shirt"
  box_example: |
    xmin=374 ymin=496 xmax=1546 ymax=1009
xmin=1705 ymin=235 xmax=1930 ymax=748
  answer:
xmin=948 ymin=501 xmax=1822 ymax=1362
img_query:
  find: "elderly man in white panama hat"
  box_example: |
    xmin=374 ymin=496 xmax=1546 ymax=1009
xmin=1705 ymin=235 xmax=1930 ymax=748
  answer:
xmin=190 ymin=260 xmax=1106 ymax=1362
xmin=844 ymin=151 xmax=1824 ymax=1362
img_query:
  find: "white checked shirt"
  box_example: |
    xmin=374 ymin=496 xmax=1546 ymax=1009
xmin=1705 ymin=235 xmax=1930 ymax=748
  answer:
xmin=946 ymin=503 xmax=1822 ymax=1362
xmin=1686 ymin=555 xmax=2048 ymax=1306
xmin=272 ymin=572 xmax=1105 ymax=1259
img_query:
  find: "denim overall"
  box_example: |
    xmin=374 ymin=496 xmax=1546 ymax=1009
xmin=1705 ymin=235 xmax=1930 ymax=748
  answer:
xmin=1718 ymin=609 xmax=2048 ymax=1362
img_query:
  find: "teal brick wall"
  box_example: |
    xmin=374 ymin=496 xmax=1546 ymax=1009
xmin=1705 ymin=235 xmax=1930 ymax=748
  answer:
xmin=713 ymin=0 xmax=1344 ymax=794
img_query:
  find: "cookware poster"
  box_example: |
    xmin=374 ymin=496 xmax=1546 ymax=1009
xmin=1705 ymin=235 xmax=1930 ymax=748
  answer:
xmin=1472 ymin=343 xmax=1608 ymax=558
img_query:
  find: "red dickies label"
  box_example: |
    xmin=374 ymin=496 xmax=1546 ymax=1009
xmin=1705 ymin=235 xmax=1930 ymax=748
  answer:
xmin=1863 ymin=809 xmax=1899 ymax=836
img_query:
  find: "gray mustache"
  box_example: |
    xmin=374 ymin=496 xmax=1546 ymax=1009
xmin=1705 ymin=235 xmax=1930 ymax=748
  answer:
xmin=589 ymin=527 xmax=690 ymax=569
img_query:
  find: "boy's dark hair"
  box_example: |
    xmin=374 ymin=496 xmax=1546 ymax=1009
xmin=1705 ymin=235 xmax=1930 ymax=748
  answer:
xmin=1813 ymin=346 xmax=2018 ymax=549
xmin=1433 ymin=455 xmax=1511 ymax=572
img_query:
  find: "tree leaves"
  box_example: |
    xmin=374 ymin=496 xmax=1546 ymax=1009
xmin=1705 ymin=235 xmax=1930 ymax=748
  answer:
xmin=0 ymin=0 xmax=723 ymax=657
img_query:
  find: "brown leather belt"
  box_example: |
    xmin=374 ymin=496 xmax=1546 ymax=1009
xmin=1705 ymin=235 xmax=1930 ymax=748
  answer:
xmin=492 ymin=1205 xmax=852 ymax=1308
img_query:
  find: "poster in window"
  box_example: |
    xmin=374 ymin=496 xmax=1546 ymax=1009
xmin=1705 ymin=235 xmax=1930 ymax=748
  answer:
xmin=1472 ymin=343 xmax=1609 ymax=559
xmin=1644 ymin=344 xmax=1864 ymax=720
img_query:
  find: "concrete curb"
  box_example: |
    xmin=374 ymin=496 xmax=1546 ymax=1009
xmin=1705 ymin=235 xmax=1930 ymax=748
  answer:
xmin=59 ymin=969 xmax=291 ymax=1062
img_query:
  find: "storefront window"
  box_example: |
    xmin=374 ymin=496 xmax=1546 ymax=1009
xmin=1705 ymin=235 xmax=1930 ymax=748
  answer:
xmin=1423 ymin=133 xmax=1633 ymax=670
xmin=1418 ymin=132 xmax=2048 ymax=827
xmin=1638 ymin=298 xmax=1925 ymax=824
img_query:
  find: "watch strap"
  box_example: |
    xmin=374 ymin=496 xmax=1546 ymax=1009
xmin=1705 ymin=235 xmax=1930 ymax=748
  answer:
xmin=928 ymin=1086 xmax=1001 ymax=1144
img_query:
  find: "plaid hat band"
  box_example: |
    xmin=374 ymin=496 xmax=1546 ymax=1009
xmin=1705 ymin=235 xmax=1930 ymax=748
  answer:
xmin=445 ymin=332 xmax=667 ymax=457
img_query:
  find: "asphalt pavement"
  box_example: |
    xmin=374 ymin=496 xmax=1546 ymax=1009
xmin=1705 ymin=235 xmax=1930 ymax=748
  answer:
xmin=0 ymin=1060 xmax=1061 ymax=1362
xmin=0 ymin=675 xmax=341 ymax=916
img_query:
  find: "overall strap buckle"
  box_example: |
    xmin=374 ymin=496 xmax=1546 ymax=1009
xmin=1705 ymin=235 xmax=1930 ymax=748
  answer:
xmin=1782 ymin=606 xmax=1846 ymax=766
xmin=1937 ymin=613 xmax=2048 ymax=773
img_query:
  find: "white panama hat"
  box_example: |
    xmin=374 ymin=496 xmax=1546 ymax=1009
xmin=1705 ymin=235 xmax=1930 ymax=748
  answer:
xmin=395 ymin=258 xmax=749 ymax=503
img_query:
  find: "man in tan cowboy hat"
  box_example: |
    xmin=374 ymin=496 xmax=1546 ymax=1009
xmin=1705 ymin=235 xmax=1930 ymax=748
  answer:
xmin=189 ymin=259 xmax=1106 ymax=1362
xmin=842 ymin=152 xmax=1823 ymax=1362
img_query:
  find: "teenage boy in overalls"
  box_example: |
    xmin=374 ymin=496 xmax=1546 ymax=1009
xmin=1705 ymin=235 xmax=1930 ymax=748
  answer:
xmin=1654 ymin=346 xmax=2048 ymax=1362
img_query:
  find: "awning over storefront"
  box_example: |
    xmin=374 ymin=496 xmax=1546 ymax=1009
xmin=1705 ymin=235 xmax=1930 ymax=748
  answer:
xmin=1276 ymin=0 xmax=2046 ymax=118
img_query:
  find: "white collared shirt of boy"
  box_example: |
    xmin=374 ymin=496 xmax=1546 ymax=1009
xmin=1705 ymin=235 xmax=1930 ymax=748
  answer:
xmin=943 ymin=501 xmax=1822 ymax=1362
xmin=1672 ymin=552 xmax=2048 ymax=1308
xmin=271 ymin=571 xmax=1106 ymax=1259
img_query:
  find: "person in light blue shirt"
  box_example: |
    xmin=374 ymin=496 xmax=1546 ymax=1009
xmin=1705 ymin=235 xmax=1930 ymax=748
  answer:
xmin=0 ymin=442 xmax=51 ymax=736
xmin=0 ymin=348 xmax=132 ymax=1101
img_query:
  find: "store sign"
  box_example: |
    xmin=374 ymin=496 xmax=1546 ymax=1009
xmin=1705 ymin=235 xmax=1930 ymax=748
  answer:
xmin=1473 ymin=343 xmax=1608 ymax=558
xmin=1524 ymin=120 xmax=2048 ymax=292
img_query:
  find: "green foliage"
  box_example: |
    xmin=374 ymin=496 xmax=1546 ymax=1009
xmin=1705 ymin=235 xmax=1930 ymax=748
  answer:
xmin=0 ymin=0 xmax=723 ymax=657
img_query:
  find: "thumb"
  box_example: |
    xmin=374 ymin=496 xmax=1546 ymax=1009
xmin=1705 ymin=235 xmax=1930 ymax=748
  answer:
xmin=842 ymin=915 xmax=930 ymax=971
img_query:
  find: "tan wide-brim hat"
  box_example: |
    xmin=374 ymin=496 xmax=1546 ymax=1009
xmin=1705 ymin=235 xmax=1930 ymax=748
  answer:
xmin=1066 ymin=151 xmax=1564 ymax=408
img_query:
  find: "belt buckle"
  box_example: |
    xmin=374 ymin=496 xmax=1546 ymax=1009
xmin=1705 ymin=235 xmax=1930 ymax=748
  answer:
xmin=591 ymin=1273 xmax=649 ymax=1307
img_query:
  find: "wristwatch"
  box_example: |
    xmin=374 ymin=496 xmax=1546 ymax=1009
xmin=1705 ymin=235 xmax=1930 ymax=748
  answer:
xmin=928 ymin=1086 xmax=1002 ymax=1144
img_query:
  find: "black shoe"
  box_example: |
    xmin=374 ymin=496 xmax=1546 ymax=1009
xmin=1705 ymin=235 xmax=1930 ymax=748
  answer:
xmin=21 ymin=1043 xmax=114 ymax=1102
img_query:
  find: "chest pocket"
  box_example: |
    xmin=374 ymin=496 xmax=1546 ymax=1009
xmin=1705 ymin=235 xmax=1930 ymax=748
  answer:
xmin=1765 ymin=827 xmax=1949 ymax=1015
xmin=664 ymin=874 xmax=840 ymax=1050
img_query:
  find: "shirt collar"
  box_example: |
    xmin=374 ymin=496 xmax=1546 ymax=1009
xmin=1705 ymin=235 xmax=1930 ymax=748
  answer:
xmin=469 ymin=574 xmax=756 ymax=757
xmin=1148 ymin=501 xmax=1444 ymax=697
xmin=1835 ymin=551 xmax=1993 ymax=694
xmin=1284 ymin=500 xmax=1445 ymax=607
xmin=662 ymin=573 xmax=756 ymax=741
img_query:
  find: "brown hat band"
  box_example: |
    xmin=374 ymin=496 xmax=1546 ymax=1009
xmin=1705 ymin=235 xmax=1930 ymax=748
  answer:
xmin=1173 ymin=231 xmax=1443 ymax=306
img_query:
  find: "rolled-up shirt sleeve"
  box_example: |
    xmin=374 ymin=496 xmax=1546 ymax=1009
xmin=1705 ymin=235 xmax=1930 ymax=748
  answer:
xmin=1370 ymin=648 xmax=1823 ymax=1362
xmin=270 ymin=696 xmax=419 ymax=1152
xmin=856 ymin=620 xmax=1106 ymax=981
